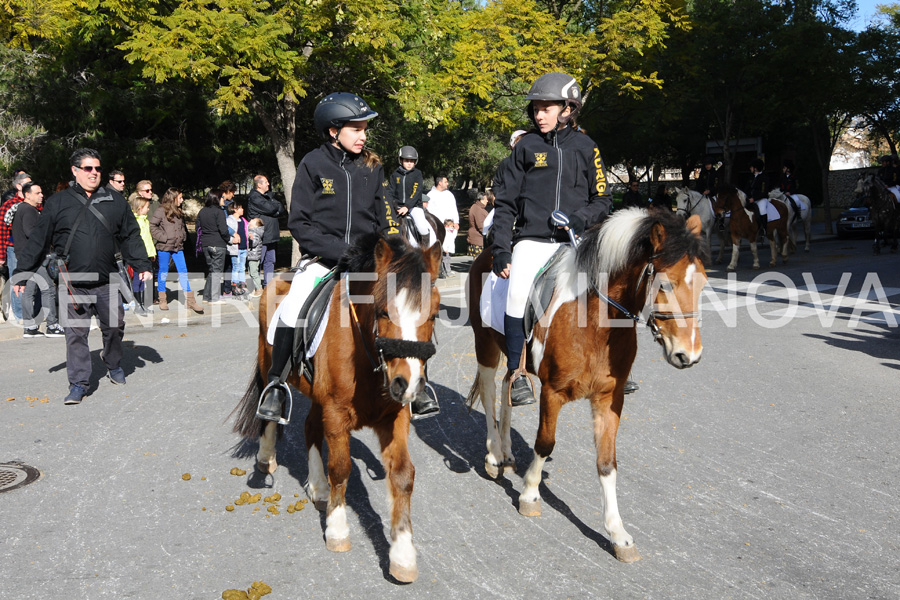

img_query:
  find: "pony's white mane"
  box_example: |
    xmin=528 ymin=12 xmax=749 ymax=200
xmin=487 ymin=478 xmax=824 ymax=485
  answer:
xmin=596 ymin=207 xmax=647 ymax=277
xmin=735 ymin=188 xmax=748 ymax=207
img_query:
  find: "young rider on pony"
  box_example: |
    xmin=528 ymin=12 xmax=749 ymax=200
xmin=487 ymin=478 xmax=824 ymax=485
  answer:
xmin=387 ymin=145 xmax=437 ymax=247
xmin=746 ymin=158 xmax=769 ymax=234
xmin=491 ymin=72 xmax=612 ymax=406
xmin=256 ymin=93 xmax=438 ymax=423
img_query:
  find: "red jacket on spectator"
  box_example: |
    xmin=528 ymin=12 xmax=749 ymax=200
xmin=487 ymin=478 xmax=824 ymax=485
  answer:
xmin=0 ymin=193 xmax=24 ymax=264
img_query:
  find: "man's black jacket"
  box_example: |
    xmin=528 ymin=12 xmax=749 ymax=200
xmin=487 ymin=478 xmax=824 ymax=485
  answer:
xmin=247 ymin=189 xmax=285 ymax=245
xmin=14 ymin=183 xmax=151 ymax=284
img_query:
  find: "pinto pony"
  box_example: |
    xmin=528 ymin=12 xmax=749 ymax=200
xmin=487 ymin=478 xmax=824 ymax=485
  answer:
xmin=466 ymin=208 xmax=707 ymax=562
xmin=674 ymin=187 xmax=728 ymax=263
xmin=767 ymin=189 xmax=813 ymax=253
xmin=859 ymin=173 xmax=899 ymax=254
xmin=232 ymin=234 xmax=442 ymax=583
xmin=715 ymin=184 xmax=789 ymax=271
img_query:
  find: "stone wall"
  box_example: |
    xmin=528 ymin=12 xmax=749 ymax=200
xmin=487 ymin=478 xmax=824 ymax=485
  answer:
xmin=828 ymin=167 xmax=873 ymax=208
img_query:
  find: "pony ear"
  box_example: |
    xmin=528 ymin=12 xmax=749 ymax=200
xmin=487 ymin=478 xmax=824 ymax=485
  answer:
xmin=686 ymin=214 xmax=702 ymax=237
xmin=650 ymin=222 xmax=667 ymax=253
xmin=424 ymin=241 xmax=442 ymax=278
xmin=374 ymin=238 xmax=394 ymax=272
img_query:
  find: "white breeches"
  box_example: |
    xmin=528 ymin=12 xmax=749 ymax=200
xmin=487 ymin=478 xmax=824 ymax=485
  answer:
xmin=505 ymin=240 xmax=560 ymax=318
xmin=266 ymin=260 xmax=331 ymax=345
xmin=409 ymin=207 xmax=437 ymax=248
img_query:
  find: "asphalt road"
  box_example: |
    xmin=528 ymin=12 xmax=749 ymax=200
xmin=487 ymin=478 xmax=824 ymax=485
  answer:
xmin=2 ymin=229 xmax=898 ymax=599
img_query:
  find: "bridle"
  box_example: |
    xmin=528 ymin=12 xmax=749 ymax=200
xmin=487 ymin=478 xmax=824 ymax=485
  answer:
xmin=592 ymin=254 xmax=700 ymax=344
xmin=676 ymin=191 xmax=703 ymax=218
xmin=343 ymin=275 xmax=436 ymax=387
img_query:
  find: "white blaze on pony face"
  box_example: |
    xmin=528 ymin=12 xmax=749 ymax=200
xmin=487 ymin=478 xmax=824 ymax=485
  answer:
xmin=655 ymin=258 xmax=706 ymax=368
xmin=392 ymin=287 xmax=425 ymax=403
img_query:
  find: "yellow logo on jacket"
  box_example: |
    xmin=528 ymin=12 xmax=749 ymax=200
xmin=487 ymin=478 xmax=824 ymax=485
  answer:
xmin=321 ymin=178 xmax=335 ymax=194
xmin=534 ymin=153 xmax=548 ymax=167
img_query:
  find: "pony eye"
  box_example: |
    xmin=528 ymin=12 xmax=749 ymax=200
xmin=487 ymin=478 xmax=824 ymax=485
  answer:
xmin=660 ymin=281 xmax=674 ymax=293
xmin=429 ymin=313 xmax=438 ymax=322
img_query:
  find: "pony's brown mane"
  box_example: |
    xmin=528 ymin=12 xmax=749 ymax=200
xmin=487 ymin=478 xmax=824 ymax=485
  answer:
xmin=337 ymin=232 xmax=428 ymax=309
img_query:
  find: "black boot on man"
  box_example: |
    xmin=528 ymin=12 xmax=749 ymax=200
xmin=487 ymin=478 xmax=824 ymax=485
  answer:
xmin=257 ymin=325 xmax=294 ymax=424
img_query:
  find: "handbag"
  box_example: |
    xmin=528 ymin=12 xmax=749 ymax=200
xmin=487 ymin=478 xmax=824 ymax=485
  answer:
xmin=43 ymin=196 xmax=94 ymax=284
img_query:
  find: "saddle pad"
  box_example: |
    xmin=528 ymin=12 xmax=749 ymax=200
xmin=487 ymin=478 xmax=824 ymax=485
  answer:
xmin=889 ymin=187 xmax=900 ymax=203
xmin=295 ymin=273 xmax=338 ymax=376
xmin=479 ymin=249 xmax=562 ymax=338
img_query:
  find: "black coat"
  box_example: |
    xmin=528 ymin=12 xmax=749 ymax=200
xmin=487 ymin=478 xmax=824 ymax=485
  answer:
xmin=247 ymin=189 xmax=285 ymax=245
xmin=289 ymin=143 xmax=397 ymax=268
xmin=621 ymin=189 xmax=648 ymax=209
xmin=746 ymin=172 xmax=769 ymax=203
xmin=492 ymin=126 xmax=612 ymax=262
xmin=14 ymin=184 xmax=151 ymax=284
xmin=387 ymin=166 xmax=424 ymax=210
xmin=695 ymin=166 xmax=719 ymax=196
xmin=196 ymin=206 xmax=230 ymax=249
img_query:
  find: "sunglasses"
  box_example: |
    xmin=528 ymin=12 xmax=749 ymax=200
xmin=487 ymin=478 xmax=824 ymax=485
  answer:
xmin=112 ymin=179 xmax=125 ymax=184
xmin=140 ymin=188 xmax=152 ymax=193
xmin=76 ymin=165 xmax=102 ymax=173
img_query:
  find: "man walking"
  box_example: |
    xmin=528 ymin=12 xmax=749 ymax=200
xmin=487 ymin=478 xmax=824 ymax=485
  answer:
xmin=12 ymin=182 xmax=65 ymax=338
xmin=14 ymin=148 xmax=151 ymax=405
xmin=247 ymin=174 xmax=284 ymax=287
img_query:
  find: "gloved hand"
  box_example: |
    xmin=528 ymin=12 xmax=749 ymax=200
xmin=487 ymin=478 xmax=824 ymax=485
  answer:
xmin=492 ymin=250 xmax=511 ymax=276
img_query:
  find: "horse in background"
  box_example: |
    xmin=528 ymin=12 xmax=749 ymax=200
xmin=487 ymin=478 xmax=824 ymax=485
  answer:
xmin=768 ymin=189 xmax=813 ymax=253
xmin=715 ymin=184 xmax=789 ymax=271
xmin=858 ymin=173 xmax=899 ymax=254
xmin=674 ymin=187 xmax=728 ymax=264
xmin=231 ymin=234 xmax=442 ymax=583
xmin=466 ymin=208 xmax=707 ymax=563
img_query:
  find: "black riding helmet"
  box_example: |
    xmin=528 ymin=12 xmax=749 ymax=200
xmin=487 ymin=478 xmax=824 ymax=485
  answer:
xmin=398 ymin=146 xmax=419 ymax=162
xmin=525 ymin=72 xmax=582 ymax=129
xmin=314 ymin=92 xmax=379 ymax=141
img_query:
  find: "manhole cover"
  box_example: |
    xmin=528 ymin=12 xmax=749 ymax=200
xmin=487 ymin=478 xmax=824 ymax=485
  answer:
xmin=0 ymin=462 xmax=42 ymax=494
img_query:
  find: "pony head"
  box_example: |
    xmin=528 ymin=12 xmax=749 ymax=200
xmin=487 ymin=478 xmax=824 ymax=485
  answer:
xmin=369 ymin=237 xmax=442 ymax=405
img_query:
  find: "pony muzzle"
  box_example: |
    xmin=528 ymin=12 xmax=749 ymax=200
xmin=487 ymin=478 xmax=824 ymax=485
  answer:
xmin=376 ymin=337 xmax=436 ymax=405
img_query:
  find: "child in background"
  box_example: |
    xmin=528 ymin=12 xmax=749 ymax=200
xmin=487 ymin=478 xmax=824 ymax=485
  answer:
xmin=246 ymin=217 xmax=265 ymax=297
xmin=130 ymin=196 xmax=156 ymax=315
xmin=226 ymin=200 xmax=249 ymax=298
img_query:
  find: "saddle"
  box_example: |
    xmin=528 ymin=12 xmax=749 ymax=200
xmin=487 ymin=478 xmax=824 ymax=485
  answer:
xmin=523 ymin=249 xmax=567 ymax=339
xmin=292 ymin=270 xmax=338 ymax=381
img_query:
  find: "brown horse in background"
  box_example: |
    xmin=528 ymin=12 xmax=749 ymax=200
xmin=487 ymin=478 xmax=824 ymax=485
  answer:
xmin=232 ymin=234 xmax=441 ymax=583
xmin=467 ymin=208 xmax=707 ymax=563
xmin=715 ymin=184 xmax=789 ymax=271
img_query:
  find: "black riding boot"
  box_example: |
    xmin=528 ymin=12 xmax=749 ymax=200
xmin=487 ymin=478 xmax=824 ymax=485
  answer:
xmin=258 ymin=325 xmax=294 ymax=422
xmin=504 ymin=314 xmax=535 ymax=406
xmin=411 ymin=367 xmax=440 ymax=420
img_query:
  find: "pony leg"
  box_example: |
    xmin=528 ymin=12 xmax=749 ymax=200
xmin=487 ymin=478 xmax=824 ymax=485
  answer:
xmin=377 ymin=414 xmax=418 ymax=583
xmin=256 ymin=422 xmax=278 ymax=474
xmin=804 ymin=220 xmax=811 ymax=252
xmin=590 ymin=392 xmax=641 ymax=563
xmin=323 ymin=429 xmax=352 ymax=553
xmin=519 ymin=387 xmax=563 ymax=517
xmin=304 ymin=402 xmax=329 ymax=512
xmin=727 ymin=242 xmax=740 ymax=271
xmin=473 ymin=363 xmax=512 ymax=478
xmin=498 ymin=392 xmax=515 ymax=474
xmin=749 ymin=241 xmax=760 ymax=270
xmin=768 ymin=236 xmax=777 ymax=267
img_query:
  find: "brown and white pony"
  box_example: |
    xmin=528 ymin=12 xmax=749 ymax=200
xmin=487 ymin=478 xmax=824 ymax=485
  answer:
xmin=232 ymin=234 xmax=442 ymax=583
xmin=715 ymin=184 xmax=789 ymax=271
xmin=466 ymin=208 xmax=707 ymax=562
xmin=858 ymin=173 xmax=899 ymax=254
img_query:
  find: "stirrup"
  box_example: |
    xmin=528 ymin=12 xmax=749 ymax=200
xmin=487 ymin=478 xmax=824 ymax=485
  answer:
xmin=410 ymin=382 xmax=440 ymax=421
xmin=256 ymin=380 xmax=293 ymax=425
xmin=506 ymin=370 xmax=536 ymax=407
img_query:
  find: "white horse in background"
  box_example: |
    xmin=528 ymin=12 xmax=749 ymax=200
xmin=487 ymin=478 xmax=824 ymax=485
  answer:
xmin=768 ymin=189 xmax=812 ymax=252
xmin=675 ymin=187 xmax=728 ymax=264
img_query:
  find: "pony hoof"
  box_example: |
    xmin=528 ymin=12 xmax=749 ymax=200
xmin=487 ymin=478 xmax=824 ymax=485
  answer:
xmin=256 ymin=458 xmax=277 ymax=474
xmin=389 ymin=562 xmax=419 ymax=583
xmin=518 ymin=499 xmax=542 ymax=517
xmin=326 ymin=537 xmax=352 ymax=552
xmin=613 ymin=544 xmax=642 ymax=563
xmin=727 ymin=266 xmax=735 ymax=272
xmin=502 ymin=460 xmax=516 ymax=474
xmin=484 ymin=459 xmax=501 ymax=479
xmin=752 ymin=265 xmax=760 ymax=270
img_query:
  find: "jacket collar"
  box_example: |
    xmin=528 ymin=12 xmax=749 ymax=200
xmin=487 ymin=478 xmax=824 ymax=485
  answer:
xmin=68 ymin=182 xmax=113 ymax=202
xmin=321 ymin=142 xmax=362 ymax=167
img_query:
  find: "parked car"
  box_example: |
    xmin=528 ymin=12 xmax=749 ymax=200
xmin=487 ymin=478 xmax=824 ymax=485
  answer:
xmin=836 ymin=197 xmax=874 ymax=238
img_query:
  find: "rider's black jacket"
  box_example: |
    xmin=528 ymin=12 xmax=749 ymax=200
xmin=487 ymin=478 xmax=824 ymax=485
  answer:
xmin=878 ymin=165 xmax=897 ymax=187
xmin=387 ymin=166 xmax=424 ymax=210
xmin=491 ymin=126 xmax=611 ymax=264
xmin=289 ymin=143 xmax=399 ymax=268
xmin=746 ymin=171 xmax=769 ymax=203
xmin=780 ymin=172 xmax=799 ymax=195
xmin=14 ymin=183 xmax=151 ymax=284
xmin=695 ymin=166 xmax=719 ymax=196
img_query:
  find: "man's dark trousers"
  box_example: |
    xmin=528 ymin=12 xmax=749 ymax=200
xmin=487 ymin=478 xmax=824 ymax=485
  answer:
xmin=63 ymin=283 xmax=125 ymax=388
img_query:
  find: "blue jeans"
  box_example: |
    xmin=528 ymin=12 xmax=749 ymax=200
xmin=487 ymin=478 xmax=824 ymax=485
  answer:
xmin=231 ymin=250 xmax=247 ymax=284
xmin=260 ymin=245 xmax=276 ymax=286
xmin=157 ymin=250 xmax=191 ymax=293
xmin=8 ymin=246 xmax=22 ymax=319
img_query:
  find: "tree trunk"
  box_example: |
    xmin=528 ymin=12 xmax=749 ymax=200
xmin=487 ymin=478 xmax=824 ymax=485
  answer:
xmin=250 ymin=92 xmax=300 ymax=264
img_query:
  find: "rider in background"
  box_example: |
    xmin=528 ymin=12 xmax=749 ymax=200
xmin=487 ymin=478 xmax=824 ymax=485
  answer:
xmin=746 ymin=158 xmax=769 ymax=235
xmin=696 ymin=156 xmax=722 ymax=229
xmin=491 ymin=71 xmax=612 ymax=406
xmin=779 ymin=159 xmax=801 ymax=217
xmin=621 ymin=180 xmax=648 ymax=209
xmin=387 ymin=146 xmax=437 ymax=248
xmin=256 ymin=93 xmax=436 ymax=423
